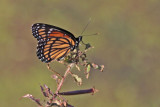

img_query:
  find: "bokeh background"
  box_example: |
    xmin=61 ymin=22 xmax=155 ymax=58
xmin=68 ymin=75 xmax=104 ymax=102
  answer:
xmin=0 ymin=0 xmax=160 ymax=107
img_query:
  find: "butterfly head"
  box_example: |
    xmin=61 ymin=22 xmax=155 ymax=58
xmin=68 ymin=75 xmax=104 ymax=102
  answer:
xmin=74 ymin=36 xmax=82 ymax=48
xmin=77 ymin=36 xmax=83 ymax=42
xmin=77 ymin=36 xmax=88 ymax=46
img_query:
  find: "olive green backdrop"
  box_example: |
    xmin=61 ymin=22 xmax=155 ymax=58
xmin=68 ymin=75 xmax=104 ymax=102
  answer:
xmin=0 ymin=0 xmax=160 ymax=107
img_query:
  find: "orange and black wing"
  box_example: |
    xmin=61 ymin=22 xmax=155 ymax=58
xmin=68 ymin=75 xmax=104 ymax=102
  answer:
xmin=32 ymin=23 xmax=77 ymax=63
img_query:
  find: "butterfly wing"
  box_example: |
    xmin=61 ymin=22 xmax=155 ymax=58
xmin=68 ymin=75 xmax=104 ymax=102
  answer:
xmin=32 ymin=23 xmax=77 ymax=63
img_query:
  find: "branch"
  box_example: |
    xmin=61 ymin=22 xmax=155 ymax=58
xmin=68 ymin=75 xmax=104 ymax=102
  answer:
xmin=55 ymin=63 xmax=74 ymax=94
xmin=58 ymin=87 xmax=98 ymax=96
xmin=47 ymin=63 xmax=63 ymax=78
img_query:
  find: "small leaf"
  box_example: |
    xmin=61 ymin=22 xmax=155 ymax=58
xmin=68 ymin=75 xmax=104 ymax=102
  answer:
xmin=51 ymin=75 xmax=61 ymax=84
xmin=75 ymin=65 xmax=81 ymax=71
xmin=85 ymin=43 xmax=92 ymax=50
xmin=85 ymin=64 xmax=91 ymax=79
xmin=49 ymin=100 xmax=62 ymax=106
xmin=99 ymin=65 xmax=104 ymax=72
xmin=91 ymin=63 xmax=104 ymax=72
xmin=80 ymin=53 xmax=87 ymax=61
xmin=40 ymin=85 xmax=49 ymax=97
xmin=72 ymin=74 xmax=82 ymax=86
xmin=87 ymin=64 xmax=91 ymax=72
xmin=51 ymin=75 xmax=58 ymax=80
xmin=22 ymin=94 xmax=42 ymax=106
xmin=91 ymin=63 xmax=99 ymax=69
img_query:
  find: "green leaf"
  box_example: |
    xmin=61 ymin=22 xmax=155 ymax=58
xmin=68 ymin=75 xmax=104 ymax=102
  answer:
xmin=72 ymin=74 xmax=82 ymax=86
xmin=85 ymin=64 xmax=91 ymax=79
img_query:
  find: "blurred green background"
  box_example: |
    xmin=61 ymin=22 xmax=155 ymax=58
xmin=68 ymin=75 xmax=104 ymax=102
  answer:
xmin=0 ymin=0 xmax=160 ymax=107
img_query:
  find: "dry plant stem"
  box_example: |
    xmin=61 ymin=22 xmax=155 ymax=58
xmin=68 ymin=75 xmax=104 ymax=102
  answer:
xmin=58 ymin=87 xmax=97 ymax=95
xmin=55 ymin=63 xmax=74 ymax=94
xmin=47 ymin=63 xmax=63 ymax=78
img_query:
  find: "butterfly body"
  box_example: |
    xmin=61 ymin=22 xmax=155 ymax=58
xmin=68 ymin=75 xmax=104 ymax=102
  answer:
xmin=32 ymin=23 xmax=82 ymax=63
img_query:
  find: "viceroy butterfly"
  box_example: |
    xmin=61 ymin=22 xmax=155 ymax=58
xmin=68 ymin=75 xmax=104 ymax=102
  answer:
xmin=32 ymin=23 xmax=82 ymax=63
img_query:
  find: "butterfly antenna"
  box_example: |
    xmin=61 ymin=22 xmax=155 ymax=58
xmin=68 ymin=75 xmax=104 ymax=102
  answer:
xmin=81 ymin=33 xmax=99 ymax=45
xmin=80 ymin=18 xmax=92 ymax=45
xmin=81 ymin=33 xmax=100 ymax=36
xmin=80 ymin=18 xmax=92 ymax=35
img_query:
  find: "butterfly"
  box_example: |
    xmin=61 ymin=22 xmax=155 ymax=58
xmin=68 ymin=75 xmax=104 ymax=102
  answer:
xmin=32 ymin=23 xmax=82 ymax=63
